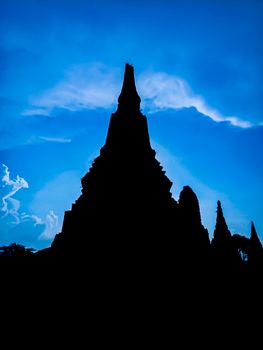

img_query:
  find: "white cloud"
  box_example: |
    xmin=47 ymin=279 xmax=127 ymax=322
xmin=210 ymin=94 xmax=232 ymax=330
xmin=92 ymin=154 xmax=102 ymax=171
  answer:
xmin=138 ymin=71 xmax=252 ymax=128
xmin=21 ymin=212 xmax=43 ymax=226
xmin=21 ymin=208 xmax=59 ymax=241
xmin=23 ymin=63 xmax=120 ymax=116
xmin=22 ymin=108 xmax=51 ymax=117
xmin=0 ymin=165 xmax=73 ymax=243
xmin=2 ymin=164 xmax=29 ymax=192
xmin=0 ymin=164 xmax=45 ymax=236
xmin=6 ymin=198 xmax=21 ymax=224
xmin=39 ymin=210 xmax=59 ymax=240
xmin=1 ymin=164 xmax=29 ymax=223
xmin=39 ymin=136 xmax=72 ymax=143
xmin=23 ymin=63 xmax=253 ymax=128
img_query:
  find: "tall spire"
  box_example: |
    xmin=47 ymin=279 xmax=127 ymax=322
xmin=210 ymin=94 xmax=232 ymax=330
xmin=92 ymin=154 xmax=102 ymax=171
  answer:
xmin=250 ymin=221 xmax=262 ymax=249
xmin=212 ymin=200 xmax=231 ymax=246
xmin=50 ymin=63 xmax=177 ymax=258
xmin=118 ymin=63 xmax=141 ymax=113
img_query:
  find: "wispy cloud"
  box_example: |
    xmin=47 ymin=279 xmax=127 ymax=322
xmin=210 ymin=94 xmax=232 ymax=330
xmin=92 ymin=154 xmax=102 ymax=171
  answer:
xmin=6 ymin=198 xmax=21 ymax=224
xmin=22 ymin=108 xmax=51 ymax=117
xmin=21 ymin=212 xmax=43 ymax=226
xmin=23 ymin=63 xmax=120 ymax=116
xmin=138 ymin=72 xmax=252 ymax=128
xmin=1 ymin=164 xmax=29 ymax=223
xmin=1 ymin=164 xmax=44 ymax=230
xmin=39 ymin=136 xmax=72 ymax=143
xmin=2 ymin=164 xmax=29 ymax=193
xmin=0 ymin=164 xmax=61 ymax=242
xmin=23 ymin=64 xmax=253 ymax=128
xmin=39 ymin=210 xmax=59 ymax=240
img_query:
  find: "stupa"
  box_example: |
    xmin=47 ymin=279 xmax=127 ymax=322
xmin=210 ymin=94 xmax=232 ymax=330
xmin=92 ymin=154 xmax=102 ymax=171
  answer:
xmin=51 ymin=64 xmax=179 ymax=257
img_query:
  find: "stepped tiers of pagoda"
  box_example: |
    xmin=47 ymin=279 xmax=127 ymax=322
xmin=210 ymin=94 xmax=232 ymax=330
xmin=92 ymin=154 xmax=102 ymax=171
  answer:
xmin=2 ymin=64 xmax=261 ymax=328
xmin=51 ymin=64 xmax=182 ymax=256
xmin=48 ymin=64 xmax=262 ymax=274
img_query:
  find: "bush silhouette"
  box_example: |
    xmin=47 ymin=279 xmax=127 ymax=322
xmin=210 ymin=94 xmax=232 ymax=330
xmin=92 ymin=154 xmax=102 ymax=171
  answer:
xmin=0 ymin=243 xmax=35 ymax=257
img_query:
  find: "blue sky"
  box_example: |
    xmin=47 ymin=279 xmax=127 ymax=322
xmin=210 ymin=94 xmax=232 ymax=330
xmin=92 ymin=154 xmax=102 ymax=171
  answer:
xmin=0 ymin=0 xmax=262 ymax=250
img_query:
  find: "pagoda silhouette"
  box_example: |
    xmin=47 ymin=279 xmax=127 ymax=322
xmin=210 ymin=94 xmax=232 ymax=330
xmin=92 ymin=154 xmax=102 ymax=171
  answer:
xmin=2 ymin=63 xmax=263 ymax=328
xmin=50 ymin=63 xmax=209 ymax=262
xmin=33 ymin=63 xmax=262 ymax=278
xmin=2 ymin=65 xmax=263 ymax=332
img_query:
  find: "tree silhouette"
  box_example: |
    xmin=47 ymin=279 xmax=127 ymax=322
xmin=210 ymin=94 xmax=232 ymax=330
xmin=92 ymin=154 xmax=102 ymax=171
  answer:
xmin=0 ymin=243 xmax=35 ymax=257
xmin=232 ymin=234 xmax=249 ymax=262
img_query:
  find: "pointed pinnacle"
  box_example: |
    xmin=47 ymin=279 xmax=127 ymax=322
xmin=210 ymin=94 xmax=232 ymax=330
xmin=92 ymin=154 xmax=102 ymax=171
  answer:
xmin=118 ymin=63 xmax=141 ymax=112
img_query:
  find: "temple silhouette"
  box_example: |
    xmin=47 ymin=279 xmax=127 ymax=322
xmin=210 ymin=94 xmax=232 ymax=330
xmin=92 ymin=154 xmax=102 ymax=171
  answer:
xmin=34 ymin=63 xmax=261 ymax=275
xmin=46 ymin=64 xmax=210 ymax=263
xmin=51 ymin=63 xmax=184 ymax=258
xmin=1 ymin=64 xmax=262 ymax=339
xmin=1 ymin=64 xmax=262 ymax=277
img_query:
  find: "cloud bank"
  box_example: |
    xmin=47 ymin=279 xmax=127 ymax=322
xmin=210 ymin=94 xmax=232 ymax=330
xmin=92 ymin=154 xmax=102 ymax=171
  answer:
xmin=23 ymin=64 xmax=253 ymax=128
xmin=138 ymin=72 xmax=252 ymax=128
